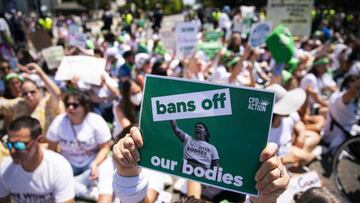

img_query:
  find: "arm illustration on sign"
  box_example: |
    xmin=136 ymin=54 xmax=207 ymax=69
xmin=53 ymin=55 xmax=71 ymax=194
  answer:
xmin=170 ymin=120 xmax=219 ymax=169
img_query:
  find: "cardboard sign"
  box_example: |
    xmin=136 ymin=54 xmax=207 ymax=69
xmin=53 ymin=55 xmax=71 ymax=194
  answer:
xmin=55 ymin=56 xmax=106 ymax=85
xmin=249 ymin=22 xmax=272 ymax=47
xmin=267 ymin=0 xmax=314 ymax=37
xmin=277 ymin=171 xmax=321 ymax=203
xmin=41 ymin=46 xmax=65 ymax=70
xmin=29 ymin=28 xmax=52 ymax=51
xmin=139 ymin=75 xmax=275 ymax=196
xmin=175 ymin=22 xmax=199 ymax=59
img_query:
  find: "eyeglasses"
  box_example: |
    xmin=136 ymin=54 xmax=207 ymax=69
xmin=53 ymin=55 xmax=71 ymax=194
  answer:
xmin=65 ymin=102 xmax=80 ymax=109
xmin=21 ymin=90 xmax=37 ymax=97
xmin=3 ymin=140 xmax=34 ymax=151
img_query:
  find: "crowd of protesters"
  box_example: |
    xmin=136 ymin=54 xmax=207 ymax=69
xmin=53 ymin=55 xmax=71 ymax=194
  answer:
xmin=0 ymin=3 xmax=358 ymax=203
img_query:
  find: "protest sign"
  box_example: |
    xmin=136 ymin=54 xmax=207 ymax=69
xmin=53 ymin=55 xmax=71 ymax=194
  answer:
xmin=203 ymin=31 xmax=223 ymax=42
xmin=277 ymin=171 xmax=321 ymax=203
xmin=240 ymin=6 xmax=256 ymax=38
xmin=197 ymin=41 xmax=223 ymax=60
xmin=175 ymin=22 xmax=199 ymax=59
xmin=266 ymin=25 xmax=295 ymax=63
xmin=68 ymin=33 xmax=87 ymax=48
xmin=139 ymin=75 xmax=275 ymax=196
xmin=41 ymin=46 xmax=65 ymax=70
xmin=267 ymin=0 xmax=314 ymax=37
xmin=249 ymin=22 xmax=272 ymax=47
xmin=55 ymin=56 xmax=106 ymax=85
xmin=28 ymin=28 xmax=52 ymax=51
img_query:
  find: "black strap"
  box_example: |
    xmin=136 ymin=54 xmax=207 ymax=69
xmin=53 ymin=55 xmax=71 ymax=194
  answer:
xmin=329 ymin=111 xmax=352 ymax=138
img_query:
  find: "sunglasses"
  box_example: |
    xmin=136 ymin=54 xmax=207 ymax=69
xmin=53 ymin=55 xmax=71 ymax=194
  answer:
xmin=65 ymin=102 xmax=80 ymax=109
xmin=3 ymin=140 xmax=34 ymax=151
xmin=21 ymin=90 xmax=37 ymax=97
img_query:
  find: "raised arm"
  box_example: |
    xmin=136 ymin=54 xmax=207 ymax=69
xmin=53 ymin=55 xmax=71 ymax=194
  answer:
xmin=170 ymin=120 xmax=187 ymax=143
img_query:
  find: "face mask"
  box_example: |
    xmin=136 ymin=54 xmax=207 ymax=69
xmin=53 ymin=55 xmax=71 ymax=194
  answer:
xmin=300 ymin=70 xmax=307 ymax=77
xmin=130 ymin=92 xmax=142 ymax=106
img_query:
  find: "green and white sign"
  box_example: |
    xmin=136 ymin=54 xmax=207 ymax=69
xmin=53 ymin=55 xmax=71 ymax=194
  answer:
xmin=139 ymin=75 xmax=275 ymax=196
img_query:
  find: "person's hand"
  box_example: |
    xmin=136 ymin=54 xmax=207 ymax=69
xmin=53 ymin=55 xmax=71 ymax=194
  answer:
xmin=89 ymin=162 xmax=99 ymax=180
xmin=112 ymin=127 xmax=143 ymax=177
xmin=251 ymin=143 xmax=290 ymax=203
xmin=23 ymin=63 xmax=43 ymax=75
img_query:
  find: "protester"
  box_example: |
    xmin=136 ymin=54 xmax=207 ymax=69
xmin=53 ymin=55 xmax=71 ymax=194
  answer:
xmin=113 ymin=79 xmax=142 ymax=136
xmin=0 ymin=116 xmax=75 ymax=202
xmin=0 ymin=63 xmax=63 ymax=133
xmin=323 ymin=74 xmax=360 ymax=151
xmin=47 ymin=90 xmax=113 ymax=202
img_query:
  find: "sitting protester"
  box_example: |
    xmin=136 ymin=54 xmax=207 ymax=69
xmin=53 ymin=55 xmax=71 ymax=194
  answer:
xmin=47 ymin=90 xmax=113 ymax=203
xmin=0 ymin=116 xmax=75 ymax=203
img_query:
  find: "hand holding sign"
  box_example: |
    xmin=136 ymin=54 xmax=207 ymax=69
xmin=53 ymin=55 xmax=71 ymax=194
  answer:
xmin=113 ymin=127 xmax=143 ymax=177
xmin=112 ymin=127 xmax=289 ymax=202
xmin=23 ymin=63 xmax=43 ymax=75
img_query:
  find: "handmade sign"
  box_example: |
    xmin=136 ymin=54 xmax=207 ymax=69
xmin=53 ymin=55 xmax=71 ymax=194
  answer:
xmin=41 ymin=46 xmax=65 ymax=70
xmin=175 ymin=22 xmax=199 ymax=59
xmin=139 ymin=75 xmax=275 ymax=196
xmin=277 ymin=171 xmax=321 ymax=203
xmin=249 ymin=22 xmax=272 ymax=47
xmin=55 ymin=56 xmax=106 ymax=85
xmin=267 ymin=0 xmax=314 ymax=37
xmin=29 ymin=28 xmax=52 ymax=51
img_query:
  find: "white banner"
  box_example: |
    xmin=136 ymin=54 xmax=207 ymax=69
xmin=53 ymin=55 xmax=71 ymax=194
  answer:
xmin=249 ymin=22 xmax=272 ymax=47
xmin=277 ymin=171 xmax=321 ymax=203
xmin=175 ymin=22 xmax=199 ymax=59
xmin=41 ymin=46 xmax=65 ymax=70
xmin=267 ymin=0 xmax=314 ymax=37
xmin=55 ymin=56 xmax=106 ymax=85
xmin=151 ymin=88 xmax=232 ymax=121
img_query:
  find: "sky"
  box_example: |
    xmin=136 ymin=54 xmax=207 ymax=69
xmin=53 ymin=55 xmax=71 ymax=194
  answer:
xmin=183 ymin=0 xmax=196 ymax=5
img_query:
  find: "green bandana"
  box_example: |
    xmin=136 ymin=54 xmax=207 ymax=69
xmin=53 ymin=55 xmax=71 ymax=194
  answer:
xmin=227 ymin=57 xmax=240 ymax=69
xmin=313 ymin=57 xmax=329 ymax=66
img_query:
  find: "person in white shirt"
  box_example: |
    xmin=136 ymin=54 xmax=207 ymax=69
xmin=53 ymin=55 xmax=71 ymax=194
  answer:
xmin=47 ymin=90 xmax=113 ymax=203
xmin=0 ymin=116 xmax=75 ymax=203
xmin=300 ymin=55 xmax=337 ymax=116
xmin=323 ymin=74 xmax=360 ymax=151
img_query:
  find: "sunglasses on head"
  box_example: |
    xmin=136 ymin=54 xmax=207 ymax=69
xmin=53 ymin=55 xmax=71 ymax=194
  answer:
xmin=65 ymin=102 xmax=80 ymax=109
xmin=21 ymin=90 xmax=37 ymax=97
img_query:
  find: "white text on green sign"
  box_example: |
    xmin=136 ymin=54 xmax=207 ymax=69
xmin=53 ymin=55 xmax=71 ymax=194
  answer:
xmin=151 ymin=89 xmax=232 ymax=121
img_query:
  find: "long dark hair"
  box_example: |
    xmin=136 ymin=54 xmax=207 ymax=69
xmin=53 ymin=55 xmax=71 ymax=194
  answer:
xmin=195 ymin=122 xmax=210 ymax=142
xmin=119 ymin=80 xmax=138 ymax=124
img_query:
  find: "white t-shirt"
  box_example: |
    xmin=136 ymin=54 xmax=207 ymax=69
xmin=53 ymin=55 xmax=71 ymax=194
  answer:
xmin=0 ymin=149 xmax=75 ymax=202
xmin=0 ymin=18 xmax=11 ymax=44
xmin=300 ymin=73 xmax=336 ymax=105
xmin=183 ymin=134 xmax=219 ymax=168
xmin=323 ymin=91 xmax=359 ymax=148
xmin=269 ymin=117 xmax=294 ymax=157
xmin=47 ymin=112 xmax=112 ymax=168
